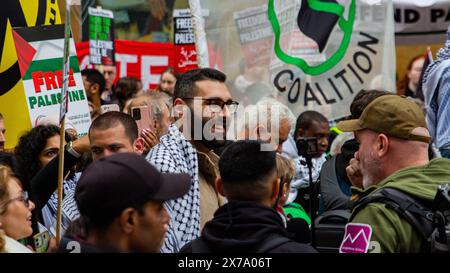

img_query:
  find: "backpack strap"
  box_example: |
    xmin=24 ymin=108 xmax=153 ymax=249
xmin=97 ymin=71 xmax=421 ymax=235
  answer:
xmin=352 ymin=188 xmax=435 ymax=241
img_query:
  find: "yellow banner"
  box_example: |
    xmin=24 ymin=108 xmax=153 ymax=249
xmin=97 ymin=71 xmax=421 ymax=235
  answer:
xmin=0 ymin=0 xmax=61 ymax=149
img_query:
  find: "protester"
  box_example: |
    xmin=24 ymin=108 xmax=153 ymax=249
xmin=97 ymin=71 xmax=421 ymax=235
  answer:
xmin=71 ymin=153 xmax=190 ymax=252
xmin=0 ymin=113 xmax=5 ymax=152
xmin=0 ymin=165 xmax=35 ymax=253
xmin=147 ymin=68 xmax=237 ymax=253
xmin=89 ymin=111 xmax=145 ymax=161
xmin=422 ymin=27 xmax=450 ymax=159
xmin=275 ymin=154 xmax=311 ymax=226
xmin=115 ymin=77 xmax=141 ymax=111
xmin=30 ymin=112 xmax=145 ymax=249
xmin=319 ymin=139 xmax=359 ymax=213
xmin=240 ymin=98 xmax=295 ymax=153
xmin=282 ymin=111 xmax=330 ymax=211
xmin=81 ymin=68 xmax=106 ymax=118
xmin=337 ymin=95 xmax=450 ymax=252
xmin=126 ymin=91 xmax=172 ymax=152
xmin=319 ymin=89 xmax=390 ymax=212
xmin=233 ymin=59 xmax=267 ymax=95
xmin=397 ymin=54 xmax=426 ymax=98
xmin=180 ymin=140 xmax=316 ymax=253
xmin=157 ymin=67 xmax=177 ymax=96
xmin=14 ymin=125 xmax=80 ymax=237
xmin=99 ymin=65 xmax=118 ymax=105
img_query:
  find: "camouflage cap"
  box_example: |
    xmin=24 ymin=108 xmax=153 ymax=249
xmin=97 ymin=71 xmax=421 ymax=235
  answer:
xmin=337 ymin=95 xmax=430 ymax=143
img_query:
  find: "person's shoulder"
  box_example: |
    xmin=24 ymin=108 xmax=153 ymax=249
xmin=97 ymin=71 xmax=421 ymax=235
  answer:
xmin=270 ymin=240 xmax=318 ymax=253
xmin=146 ymin=140 xmax=175 ymax=162
xmin=178 ymin=242 xmax=193 ymax=253
xmin=352 ymin=201 xmax=400 ymax=227
xmin=58 ymin=236 xmax=102 ymax=253
xmin=2 ymin=236 xmax=33 ymax=253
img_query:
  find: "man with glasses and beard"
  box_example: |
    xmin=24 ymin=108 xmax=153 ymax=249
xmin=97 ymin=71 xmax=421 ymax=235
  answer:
xmin=146 ymin=68 xmax=238 ymax=253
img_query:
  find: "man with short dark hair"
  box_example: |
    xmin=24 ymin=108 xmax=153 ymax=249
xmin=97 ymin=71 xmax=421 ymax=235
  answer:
xmin=81 ymin=69 xmax=106 ymax=116
xmin=89 ymin=111 xmax=144 ymax=161
xmin=147 ymin=68 xmax=238 ymax=253
xmin=0 ymin=113 xmax=5 ymax=152
xmin=73 ymin=153 xmax=191 ymax=252
xmin=180 ymin=140 xmax=316 ymax=253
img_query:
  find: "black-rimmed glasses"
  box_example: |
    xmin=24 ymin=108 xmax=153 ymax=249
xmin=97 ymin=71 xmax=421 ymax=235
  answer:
xmin=182 ymin=98 xmax=239 ymax=113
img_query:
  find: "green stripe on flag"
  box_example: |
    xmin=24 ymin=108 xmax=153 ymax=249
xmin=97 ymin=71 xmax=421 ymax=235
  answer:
xmin=23 ymin=56 xmax=80 ymax=80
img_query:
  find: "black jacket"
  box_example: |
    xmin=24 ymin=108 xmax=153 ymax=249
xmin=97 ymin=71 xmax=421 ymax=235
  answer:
xmin=180 ymin=200 xmax=317 ymax=253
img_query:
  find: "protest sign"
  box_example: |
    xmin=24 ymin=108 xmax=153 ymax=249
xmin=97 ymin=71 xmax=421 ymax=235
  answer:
xmin=197 ymin=0 xmax=396 ymax=121
xmin=12 ymin=24 xmax=91 ymax=137
xmin=88 ymin=7 xmax=115 ymax=65
xmin=0 ymin=0 xmax=62 ymax=149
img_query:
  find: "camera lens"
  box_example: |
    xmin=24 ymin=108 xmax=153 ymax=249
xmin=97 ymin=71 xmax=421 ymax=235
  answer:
xmin=132 ymin=108 xmax=141 ymax=120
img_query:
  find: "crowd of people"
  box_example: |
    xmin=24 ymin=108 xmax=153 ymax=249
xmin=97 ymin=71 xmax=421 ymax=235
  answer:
xmin=1 ymin=30 xmax=450 ymax=254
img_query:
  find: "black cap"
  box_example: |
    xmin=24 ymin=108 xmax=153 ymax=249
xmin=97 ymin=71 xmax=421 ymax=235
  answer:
xmin=75 ymin=153 xmax=191 ymax=226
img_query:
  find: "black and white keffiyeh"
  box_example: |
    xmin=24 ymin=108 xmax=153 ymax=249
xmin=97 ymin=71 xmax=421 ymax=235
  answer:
xmin=42 ymin=172 xmax=80 ymax=237
xmin=146 ymin=124 xmax=200 ymax=253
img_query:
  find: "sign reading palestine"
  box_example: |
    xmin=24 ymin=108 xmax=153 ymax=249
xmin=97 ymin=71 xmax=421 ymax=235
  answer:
xmin=88 ymin=7 xmax=115 ymax=65
xmin=12 ymin=24 xmax=91 ymax=137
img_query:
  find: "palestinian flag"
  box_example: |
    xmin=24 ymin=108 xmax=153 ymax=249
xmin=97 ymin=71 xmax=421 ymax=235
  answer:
xmin=10 ymin=24 xmax=91 ymax=137
xmin=297 ymin=0 xmax=339 ymax=52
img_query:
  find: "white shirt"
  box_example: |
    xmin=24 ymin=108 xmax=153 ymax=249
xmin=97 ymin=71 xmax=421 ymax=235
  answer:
xmin=2 ymin=236 xmax=33 ymax=253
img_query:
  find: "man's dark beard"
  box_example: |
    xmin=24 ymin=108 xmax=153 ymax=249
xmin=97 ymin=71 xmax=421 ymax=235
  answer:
xmin=201 ymin=116 xmax=228 ymax=150
xmin=203 ymin=138 xmax=227 ymax=150
xmin=186 ymin=105 xmax=229 ymax=150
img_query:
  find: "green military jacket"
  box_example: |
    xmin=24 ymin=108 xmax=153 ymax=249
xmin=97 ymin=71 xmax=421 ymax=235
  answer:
xmin=350 ymin=158 xmax=450 ymax=253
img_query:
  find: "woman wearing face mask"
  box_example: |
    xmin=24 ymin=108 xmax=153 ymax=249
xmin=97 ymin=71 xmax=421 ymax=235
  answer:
xmin=0 ymin=165 xmax=35 ymax=253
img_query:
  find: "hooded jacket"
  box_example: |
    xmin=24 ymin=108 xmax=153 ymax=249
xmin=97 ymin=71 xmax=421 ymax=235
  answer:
xmin=349 ymin=158 xmax=450 ymax=253
xmin=180 ymin=200 xmax=316 ymax=253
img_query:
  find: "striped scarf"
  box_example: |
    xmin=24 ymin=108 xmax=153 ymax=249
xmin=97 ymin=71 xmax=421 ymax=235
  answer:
xmin=42 ymin=172 xmax=81 ymax=237
xmin=146 ymin=124 xmax=200 ymax=253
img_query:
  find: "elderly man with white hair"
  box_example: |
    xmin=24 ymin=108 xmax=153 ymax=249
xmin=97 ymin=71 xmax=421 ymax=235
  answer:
xmin=238 ymin=98 xmax=295 ymax=154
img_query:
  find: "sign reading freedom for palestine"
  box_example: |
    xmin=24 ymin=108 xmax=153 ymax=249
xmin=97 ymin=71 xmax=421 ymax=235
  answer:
xmin=88 ymin=7 xmax=115 ymax=65
xmin=12 ymin=24 xmax=91 ymax=136
xmin=198 ymin=0 xmax=396 ymax=120
xmin=173 ymin=9 xmax=198 ymax=73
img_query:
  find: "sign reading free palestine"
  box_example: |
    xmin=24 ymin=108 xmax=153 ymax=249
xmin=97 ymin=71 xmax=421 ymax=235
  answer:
xmin=12 ymin=24 xmax=91 ymax=136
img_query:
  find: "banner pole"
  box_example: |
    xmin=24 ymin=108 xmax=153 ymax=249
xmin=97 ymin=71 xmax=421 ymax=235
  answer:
xmin=188 ymin=0 xmax=209 ymax=68
xmin=56 ymin=0 xmax=71 ymax=244
xmin=56 ymin=122 xmax=65 ymax=244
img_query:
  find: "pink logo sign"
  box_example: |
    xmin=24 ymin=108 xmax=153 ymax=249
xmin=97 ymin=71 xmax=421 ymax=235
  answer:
xmin=339 ymin=223 xmax=373 ymax=253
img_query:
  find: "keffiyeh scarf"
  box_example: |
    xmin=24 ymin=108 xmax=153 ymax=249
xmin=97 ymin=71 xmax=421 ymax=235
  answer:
xmin=42 ymin=172 xmax=81 ymax=237
xmin=146 ymin=124 xmax=200 ymax=253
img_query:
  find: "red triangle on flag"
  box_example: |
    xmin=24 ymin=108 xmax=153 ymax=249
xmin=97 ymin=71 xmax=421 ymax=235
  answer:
xmin=12 ymin=30 xmax=37 ymax=78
